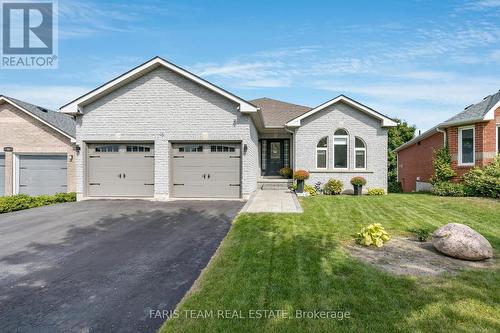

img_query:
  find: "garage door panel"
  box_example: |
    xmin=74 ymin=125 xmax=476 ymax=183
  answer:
xmin=19 ymin=155 xmax=67 ymax=196
xmin=172 ymin=143 xmax=240 ymax=198
xmin=87 ymin=144 xmax=154 ymax=197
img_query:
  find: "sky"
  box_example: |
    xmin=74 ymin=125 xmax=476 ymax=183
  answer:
xmin=2 ymin=0 xmax=500 ymax=131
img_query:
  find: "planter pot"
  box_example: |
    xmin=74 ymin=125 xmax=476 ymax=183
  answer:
xmin=296 ymin=180 xmax=305 ymax=193
xmin=353 ymin=185 xmax=363 ymax=195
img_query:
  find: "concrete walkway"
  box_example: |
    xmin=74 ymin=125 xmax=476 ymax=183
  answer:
xmin=241 ymin=190 xmax=303 ymax=213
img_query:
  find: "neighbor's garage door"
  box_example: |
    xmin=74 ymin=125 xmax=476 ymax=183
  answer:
xmin=0 ymin=154 xmax=4 ymax=195
xmin=172 ymin=143 xmax=241 ymax=198
xmin=18 ymin=155 xmax=67 ymax=196
xmin=87 ymin=144 xmax=154 ymax=197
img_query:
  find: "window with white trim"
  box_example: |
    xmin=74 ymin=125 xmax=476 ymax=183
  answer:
xmin=458 ymin=126 xmax=475 ymax=165
xmin=316 ymin=137 xmax=327 ymax=169
xmin=354 ymin=137 xmax=366 ymax=169
xmin=333 ymin=129 xmax=348 ymax=168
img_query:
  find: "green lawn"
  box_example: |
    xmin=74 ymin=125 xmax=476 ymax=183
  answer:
xmin=161 ymin=194 xmax=500 ymax=333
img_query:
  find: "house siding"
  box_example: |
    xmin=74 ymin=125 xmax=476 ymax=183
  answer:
xmin=397 ymin=131 xmax=444 ymax=192
xmin=76 ymin=67 xmax=258 ymax=200
xmin=294 ymin=102 xmax=389 ymax=192
xmin=0 ymin=102 xmax=76 ymax=195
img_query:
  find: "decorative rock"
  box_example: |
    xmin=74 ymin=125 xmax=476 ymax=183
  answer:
xmin=432 ymin=223 xmax=493 ymax=261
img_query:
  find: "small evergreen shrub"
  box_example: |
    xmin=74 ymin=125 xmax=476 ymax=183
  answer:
xmin=323 ymin=179 xmax=343 ymax=195
xmin=355 ymin=223 xmax=390 ymax=247
xmin=431 ymin=182 xmax=467 ymax=197
xmin=430 ymin=147 xmax=456 ymax=184
xmin=350 ymin=176 xmax=366 ymax=186
xmin=388 ymin=181 xmax=402 ymax=193
xmin=0 ymin=193 xmax=76 ymax=214
xmin=462 ymin=155 xmax=500 ymax=199
xmin=279 ymin=167 xmax=293 ymax=179
xmin=304 ymin=184 xmax=318 ymax=196
xmin=293 ymin=170 xmax=310 ymax=181
xmin=409 ymin=227 xmax=432 ymax=242
xmin=367 ymin=188 xmax=385 ymax=196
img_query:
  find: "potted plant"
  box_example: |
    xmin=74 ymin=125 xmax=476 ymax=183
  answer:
xmin=293 ymin=170 xmax=310 ymax=193
xmin=350 ymin=176 xmax=366 ymax=195
xmin=279 ymin=167 xmax=293 ymax=179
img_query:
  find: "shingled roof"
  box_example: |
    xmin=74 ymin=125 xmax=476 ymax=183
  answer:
xmin=250 ymin=97 xmax=311 ymax=127
xmin=1 ymin=95 xmax=76 ymax=138
xmin=441 ymin=90 xmax=500 ymax=127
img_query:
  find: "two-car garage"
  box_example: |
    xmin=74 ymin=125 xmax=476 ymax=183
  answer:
xmin=84 ymin=142 xmax=241 ymax=199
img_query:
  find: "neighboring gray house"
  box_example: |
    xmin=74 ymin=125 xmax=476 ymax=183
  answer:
xmin=61 ymin=57 xmax=396 ymax=200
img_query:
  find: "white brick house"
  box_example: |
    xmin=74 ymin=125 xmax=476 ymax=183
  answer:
xmin=60 ymin=57 xmax=396 ymax=200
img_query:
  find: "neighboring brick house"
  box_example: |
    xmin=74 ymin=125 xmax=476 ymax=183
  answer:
xmin=0 ymin=96 xmax=76 ymax=196
xmin=395 ymin=90 xmax=500 ymax=192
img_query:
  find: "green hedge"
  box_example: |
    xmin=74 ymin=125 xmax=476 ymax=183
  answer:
xmin=0 ymin=192 xmax=76 ymax=214
xmin=462 ymin=155 xmax=500 ymax=199
xmin=431 ymin=182 xmax=467 ymax=197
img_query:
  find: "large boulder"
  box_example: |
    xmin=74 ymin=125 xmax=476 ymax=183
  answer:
xmin=432 ymin=223 xmax=493 ymax=261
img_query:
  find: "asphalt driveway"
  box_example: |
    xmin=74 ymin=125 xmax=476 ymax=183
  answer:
xmin=0 ymin=200 xmax=244 ymax=332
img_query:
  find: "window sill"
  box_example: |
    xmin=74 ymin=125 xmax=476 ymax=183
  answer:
xmin=310 ymin=169 xmax=374 ymax=173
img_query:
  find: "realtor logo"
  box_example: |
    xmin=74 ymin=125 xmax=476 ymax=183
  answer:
xmin=1 ymin=0 xmax=58 ymax=68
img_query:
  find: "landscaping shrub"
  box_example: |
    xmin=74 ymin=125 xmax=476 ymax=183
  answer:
xmin=355 ymin=223 xmax=390 ymax=247
xmin=293 ymin=170 xmax=310 ymax=180
xmin=388 ymin=181 xmax=402 ymax=193
xmin=367 ymin=188 xmax=385 ymax=196
xmin=431 ymin=182 xmax=467 ymax=197
xmin=0 ymin=193 xmax=76 ymax=214
xmin=462 ymin=155 xmax=500 ymax=199
xmin=409 ymin=227 xmax=432 ymax=242
xmin=430 ymin=147 xmax=456 ymax=184
xmin=279 ymin=167 xmax=293 ymax=179
xmin=304 ymin=184 xmax=318 ymax=196
xmin=350 ymin=176 xmax=366 ymax=186
xmin=322 ymin=178 xmax=343 ymax=195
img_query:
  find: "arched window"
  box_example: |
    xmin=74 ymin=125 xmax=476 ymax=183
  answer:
xmin=316 ymin=137 xmax=328 ymax=169
xmin=333 ymin=129 xmax=348 ymax=168
xmin=354 ymin=137 xmax=366 ymax=169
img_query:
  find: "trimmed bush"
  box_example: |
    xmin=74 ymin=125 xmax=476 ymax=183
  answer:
xmin=388 ymin=181 xmax=402 ymax=193
xmin=355 ymin=223 xmax=390 ymax=247
xmin=304 ymin=184 xmax=318 ymax=196
xmin=462 ymin=155 xmax=500 ymax=199
xmin=323 ymin=179 xmax=343 ymax=195
xmin=431 ymin=182 xmax=467 ymax=197
xmin=279 ymin=167 xmax=293 ymax=179
xmin=367 ymin=188 xmax=385 ymax=196
xmin=293 ymin=170 xmax=310 ymax=181
xmin=0 ymin=193 xmax=76 ymax=214
xmin=350 ymin=176 xmax=366 ymax=186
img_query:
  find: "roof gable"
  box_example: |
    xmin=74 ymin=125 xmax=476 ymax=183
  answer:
xmin=60 ymin=56 xmax=258 ymax=115
xmin=250 ymin=97 xmax=311 ymax=127
xmin=441 ymin=90 xmax=500 ymax=127
xmin=0 ymin=96 xmax=75 ymax=139
xmin=286 ymin=95 xmax=396 ymax=127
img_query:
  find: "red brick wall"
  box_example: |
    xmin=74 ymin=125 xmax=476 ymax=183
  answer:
xmin=397 ymin=131 xmax=444 ymax=192
xmin=448 ymin=107 xmax=500 ymax=180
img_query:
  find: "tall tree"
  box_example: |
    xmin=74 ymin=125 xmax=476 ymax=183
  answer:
xmin=388 ymin=119 xmax=416 ymax=190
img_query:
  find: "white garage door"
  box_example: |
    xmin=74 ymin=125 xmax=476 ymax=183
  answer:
xmin=0 ymin=154 xmax=4 ymax=196
xmin=18 ymin=155 xmax=67 ymax=196
xmin=87 ymin=144 xmax=154 ymax=197
xmin=172 ymin=143 xmax=241 ymax=198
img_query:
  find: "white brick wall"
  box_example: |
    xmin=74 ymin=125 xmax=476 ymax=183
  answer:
xmin=294 ymin=102 xmax=389 ymax=192
xmin=76 ymin=67 xmax=258 ymax=200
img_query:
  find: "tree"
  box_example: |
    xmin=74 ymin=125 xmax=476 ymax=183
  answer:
xmin=387 ymin=119 xmax=416 ymax=191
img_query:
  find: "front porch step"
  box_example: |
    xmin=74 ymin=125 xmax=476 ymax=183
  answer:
xmin=258 ymin=178 xmax=293 ymax=190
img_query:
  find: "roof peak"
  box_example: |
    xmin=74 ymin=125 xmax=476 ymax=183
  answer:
xmin=250 ymin=97 xmax=311 ymax=109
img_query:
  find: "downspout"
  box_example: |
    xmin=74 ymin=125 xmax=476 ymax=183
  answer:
xmin=436 ymin=127 xmax=447 ymax=147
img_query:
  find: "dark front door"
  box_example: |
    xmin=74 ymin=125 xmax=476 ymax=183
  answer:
xmin=266 ymin=140 xmax=284 ymax=176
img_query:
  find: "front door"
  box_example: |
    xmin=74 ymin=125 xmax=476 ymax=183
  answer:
xmin=266 ymin=140 xmax=284 ymax=176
